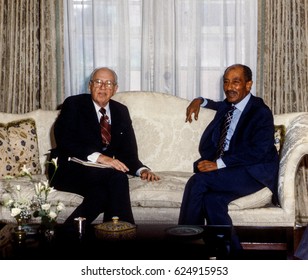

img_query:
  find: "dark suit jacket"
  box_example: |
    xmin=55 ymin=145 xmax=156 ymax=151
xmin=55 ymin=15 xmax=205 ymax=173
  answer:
xmin=52 ymin=93 xmax=145 ymax=177
xmin=195 ymin=95 xmax=279 ymax=198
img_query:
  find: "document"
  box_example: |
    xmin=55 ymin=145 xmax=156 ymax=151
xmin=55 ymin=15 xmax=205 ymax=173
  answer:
xmin=68 ymin=157 xmax=113 ymax=169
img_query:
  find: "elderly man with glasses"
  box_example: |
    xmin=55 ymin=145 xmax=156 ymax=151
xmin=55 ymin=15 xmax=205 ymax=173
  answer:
xmin=50 ymin=67 xmax=159 ymax=226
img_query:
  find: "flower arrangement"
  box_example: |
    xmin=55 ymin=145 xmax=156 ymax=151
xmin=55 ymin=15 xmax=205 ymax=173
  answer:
xmin=2 ymin=158 xmax=65 ymax=230
xmin=31 ymin=178 xmax=65 ymax=229
xmin=4 ymin=184 xmax=32 ymax=226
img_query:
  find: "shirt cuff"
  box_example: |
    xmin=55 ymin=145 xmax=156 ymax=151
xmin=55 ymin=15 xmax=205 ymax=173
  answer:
xmin=197 ymin=97 xmax=208 ymax=107
xmin=136 ymin=167 xmax=149 ymax=176
xmin=87 ymin=152 xmax=101 ymax=163
xmin=216 ymin=158 xmax=226 ymax=169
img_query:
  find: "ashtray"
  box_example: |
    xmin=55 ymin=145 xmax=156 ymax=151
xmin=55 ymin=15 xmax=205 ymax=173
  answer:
xmin=165 ymin=225 xmax=204 ymax=239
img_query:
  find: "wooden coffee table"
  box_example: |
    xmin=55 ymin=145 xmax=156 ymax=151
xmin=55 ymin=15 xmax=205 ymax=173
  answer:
xmin=0 ymin=223 xmax=231 ymax=260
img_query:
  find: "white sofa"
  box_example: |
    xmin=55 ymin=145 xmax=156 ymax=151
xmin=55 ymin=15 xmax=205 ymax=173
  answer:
xmin=1 ymin=92 xmax=308 ymax=231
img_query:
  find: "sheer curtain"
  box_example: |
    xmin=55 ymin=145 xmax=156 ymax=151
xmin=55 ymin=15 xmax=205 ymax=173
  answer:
xmin=64 ymin=0 xmax=257 ymax=101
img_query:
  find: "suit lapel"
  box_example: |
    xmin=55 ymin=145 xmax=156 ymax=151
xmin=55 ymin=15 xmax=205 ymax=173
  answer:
xmin=232 ymin=95 xmax=254 ymax=135
xmin=81 ymin=95 xmax=101 ymax=136
xmin=199 ymin=104 xmax=229 ymax=149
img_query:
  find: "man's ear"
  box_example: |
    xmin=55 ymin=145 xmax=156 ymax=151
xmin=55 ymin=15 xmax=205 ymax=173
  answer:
xmin=246 ymin=80 xmax=253 ymax=92
xmin=112 ymin=85 xmax=119 ymax=96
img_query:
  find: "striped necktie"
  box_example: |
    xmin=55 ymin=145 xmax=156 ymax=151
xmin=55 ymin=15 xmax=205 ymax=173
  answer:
xmin=216 ymin=105 xmax=235 ymax=159
xmin=99 ymin=108 xmax=111 ymax=146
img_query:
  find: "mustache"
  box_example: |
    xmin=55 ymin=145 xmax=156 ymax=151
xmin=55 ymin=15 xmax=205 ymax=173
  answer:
xmin=226 ymin=90 xmax=237 ymax=95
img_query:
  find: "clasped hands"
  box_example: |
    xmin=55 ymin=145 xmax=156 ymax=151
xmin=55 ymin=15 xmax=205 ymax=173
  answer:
xmin=197 ymin=160 xmax=218 ymax=172
xmin=97 ymin=154 xmax=160 ymax=181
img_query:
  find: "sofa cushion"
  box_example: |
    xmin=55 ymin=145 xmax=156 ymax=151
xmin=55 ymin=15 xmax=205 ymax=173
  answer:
xmin=129 ymin=171 xmax=190 ymax=208
xmin=0 ymin=118 xmax=41 ymax=178
xmin=0 ymin=175 xmax=83 ymax=208
xmin=129 ymin=171 xmax=273 ymax=210
xmin=228 ymin=187 xmax=273 ymax=210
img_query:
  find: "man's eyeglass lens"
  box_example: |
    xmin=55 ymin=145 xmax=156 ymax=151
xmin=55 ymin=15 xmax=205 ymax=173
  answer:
xmin=92 ymin=80 xmax=114 ymax=89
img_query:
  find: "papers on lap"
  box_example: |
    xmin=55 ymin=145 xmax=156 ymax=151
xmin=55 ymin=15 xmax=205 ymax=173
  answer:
xmin=68 ymin=157 xmax=113 ymax=169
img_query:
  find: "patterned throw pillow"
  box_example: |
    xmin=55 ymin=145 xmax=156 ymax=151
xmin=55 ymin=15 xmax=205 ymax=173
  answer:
xmin=274 ymin=125 xmax=286 ymax=155
xmin=0 ymin=118 xmax=41 ymax=178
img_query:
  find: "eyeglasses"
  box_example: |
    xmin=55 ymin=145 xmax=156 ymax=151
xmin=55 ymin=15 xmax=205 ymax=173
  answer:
xmin=91 ymin=79 xmax=116 ymax=89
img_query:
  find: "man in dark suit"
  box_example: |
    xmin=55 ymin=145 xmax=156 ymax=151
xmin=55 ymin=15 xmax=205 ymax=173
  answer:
xmin=178 ymin=64 xmax=279 ymax=250
xmin=51 ymin=67 xmax=160 ymax=225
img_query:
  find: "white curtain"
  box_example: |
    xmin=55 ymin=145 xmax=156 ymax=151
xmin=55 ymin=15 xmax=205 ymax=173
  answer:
xmin=64 ymin=0 xmax=257 ymax=101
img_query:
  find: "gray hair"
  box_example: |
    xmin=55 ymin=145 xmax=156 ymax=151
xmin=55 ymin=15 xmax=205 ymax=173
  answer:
xmin=89 ymin=67 xmax=118 ymax=85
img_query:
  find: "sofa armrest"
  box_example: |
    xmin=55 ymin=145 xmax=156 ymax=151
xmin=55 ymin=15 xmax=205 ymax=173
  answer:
xmin=278 ymin=114 xmax=308 ymax=214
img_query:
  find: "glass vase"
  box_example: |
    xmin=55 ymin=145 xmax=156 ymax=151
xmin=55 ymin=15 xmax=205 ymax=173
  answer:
xmin=38 ymin=216 xmax=56 ymax=241
xmin=13 ymin=217 xmax=27 ymax=245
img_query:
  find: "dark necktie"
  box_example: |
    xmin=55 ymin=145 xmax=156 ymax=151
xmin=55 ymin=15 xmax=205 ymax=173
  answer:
xmin=216 ymin=105 xmax=236 ymax=159
xmin=99 ymin=108 xmax=111 ymax=146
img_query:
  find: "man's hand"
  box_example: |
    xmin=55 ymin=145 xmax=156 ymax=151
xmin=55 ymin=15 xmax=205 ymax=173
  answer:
xmin=186 ymin=98 xmax=203 ymax=123
xmin=97 ymin=154 xmax=129 ymax=172
xmin=140 ymin=169 xmax=160 ymax=181
xmin=197 ymin=160 xmax=218 ymax=172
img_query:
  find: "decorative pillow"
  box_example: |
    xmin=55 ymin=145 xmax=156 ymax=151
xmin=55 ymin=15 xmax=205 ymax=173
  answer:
xmin=228 ymin=187 xmax=272 ymax=210
xmin=0 ymin=118 xmax=41 ymax=178
xmin=274 ymin=125 xmax=286 ymax=155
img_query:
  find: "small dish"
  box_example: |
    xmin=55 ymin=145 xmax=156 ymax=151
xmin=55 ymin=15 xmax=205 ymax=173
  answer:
xmin=165 ymin=225 xmax=204 ymax=237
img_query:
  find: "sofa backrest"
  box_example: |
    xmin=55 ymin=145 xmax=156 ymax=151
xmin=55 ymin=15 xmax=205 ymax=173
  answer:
xmin=114 ymin=91 xmax=307 ymax=174
xmin=113 ymin=91 xmax=216 ymax=172
xmin=1 ymin=92 xmax=306 ymax=176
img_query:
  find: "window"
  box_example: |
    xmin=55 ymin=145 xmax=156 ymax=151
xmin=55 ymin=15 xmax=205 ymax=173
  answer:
xmin=64 ymin=0 xmax=257 ymax=100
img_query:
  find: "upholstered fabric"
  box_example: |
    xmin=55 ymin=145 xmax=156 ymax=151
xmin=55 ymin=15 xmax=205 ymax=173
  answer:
xmin=129 ymin=171 xmax=273 ymax=211
xmin=1 ymin=175 xmax=83 ymax=208
xmin=0 ymin=110 xmax=59 ymax=174
xmin=276 ymin=115 xmax=308 ymax=213
xmin=0 ymin=175 xmax=83 ymax=224
xmin=113 ymin=92 xmax=216 ymax=172
xmin=129 ymin=172 xmax=190 ymax=208
xmin=0 ymin=118 xmax=41 ymax=178
xmin=1 ymin=93 xmax=308 ymax=227
xmin=228 ymin=187 xmax=272 ymax=210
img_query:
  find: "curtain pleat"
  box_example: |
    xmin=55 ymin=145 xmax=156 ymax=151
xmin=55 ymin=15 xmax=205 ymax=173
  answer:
xmin=64 ymin=0 xmax=258 ymax=101
xmin=257 ymin=0 xmax=308 ymax=114
xmin=258 ymin=0 xmax=308 ymax=226
xmin=0 ymin=0 xmax=64 ymax=114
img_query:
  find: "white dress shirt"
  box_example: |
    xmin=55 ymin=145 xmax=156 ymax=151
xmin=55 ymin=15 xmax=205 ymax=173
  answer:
xmin=87 ymin=101 xmax=148 ymax=176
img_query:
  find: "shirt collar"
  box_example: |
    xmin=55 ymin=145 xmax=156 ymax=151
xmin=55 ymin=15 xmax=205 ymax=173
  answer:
xmin=234 ymin=93 xmax=251 ymax=112
xmin=93 ymin=101 xmax=110 ymax=116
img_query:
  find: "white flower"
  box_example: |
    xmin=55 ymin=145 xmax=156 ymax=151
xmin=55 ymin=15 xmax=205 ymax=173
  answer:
xmin=3 ymin=175 xmax=15 ymax=179
xmin=51 ymin=157 xmax=58 ymax=168
xmin=4 ymin=199 xmax=14 ymax=207
xmin=34 ymin=181 xmax=43 ymax=196
xmin=4 ymin=160 xmax=63 ymax=225
xmin=40 ymin=180 xmax=49 ymax=192
xmin=11 ymin=208 xmax=21 ymax=217
xmin=41 ymin=203 xmax=51 ymax=211
xmin=48 ymin=211 xmax=57 ymax=220
xmin=20 ymin=165 xmax=32 ymax=177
